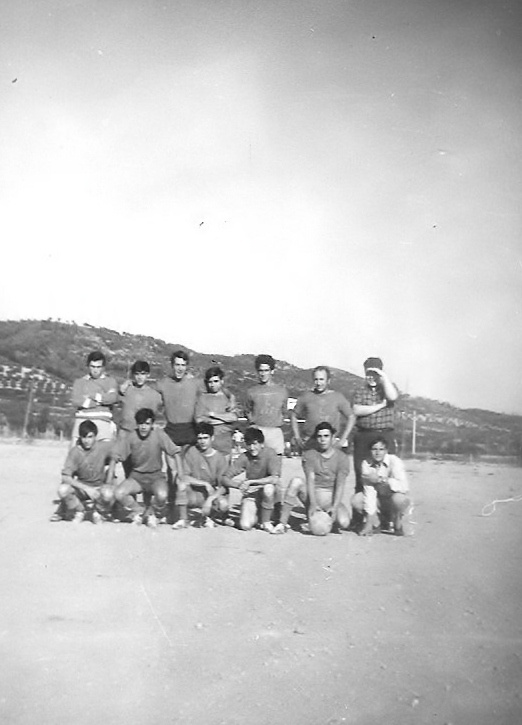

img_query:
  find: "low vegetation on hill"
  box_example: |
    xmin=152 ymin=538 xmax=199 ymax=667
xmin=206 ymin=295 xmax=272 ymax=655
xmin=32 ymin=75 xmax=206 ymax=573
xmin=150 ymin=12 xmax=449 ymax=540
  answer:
xmin=0 ymin=319 xmax=520 ymax=459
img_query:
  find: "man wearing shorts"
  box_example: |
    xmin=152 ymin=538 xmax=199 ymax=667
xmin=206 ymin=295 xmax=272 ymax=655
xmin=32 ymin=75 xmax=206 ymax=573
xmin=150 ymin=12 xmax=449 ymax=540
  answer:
xmin=223 ymin=427 xmax=281 ymax=532
xmin=290 ymin=366 xmax=355 ymax=451
xmin=156 ymin=350 xmax=204 ymax=447
xmin=172 ymin=422 xmax=229 ymax=529
xmin=114 ymin=408 xmax=184 ymax=527
xmin=71 ymin=350 xmax=118 ymax=442
xmin=245 ymin=354 xmax=288 ymax=455
xmin=57 ymin=420 xmax=117 ymax=523
xmin=274 ymin=422 xmax=350 ymax=534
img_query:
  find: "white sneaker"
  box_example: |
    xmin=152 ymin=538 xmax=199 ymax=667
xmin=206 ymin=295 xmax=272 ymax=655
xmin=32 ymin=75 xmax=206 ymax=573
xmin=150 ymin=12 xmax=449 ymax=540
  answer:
xmin=203 ymin=517 xmax=216 ymax=528
xmin=131 ymin=513 xmax=143 ymax=526
xmin=271 ymin=523 xmax=288 ymax=535
xmin=147 ymin=514 xmax=158 ymax=529
xmin=259 ymin=522 xmax=275 ymax=534
xmin=72 ymin=511 xmax=85 ymax=524
xmin=172 ymin=519 xmax=188 ymax=530
xmin=92 ymin=511 xmax=102 ymax=525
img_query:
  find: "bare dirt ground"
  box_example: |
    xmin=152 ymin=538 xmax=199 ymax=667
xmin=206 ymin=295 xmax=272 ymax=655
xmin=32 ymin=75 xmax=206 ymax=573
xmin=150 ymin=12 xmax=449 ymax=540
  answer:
xmin=0 ymin=440 xmax=521 ymax=725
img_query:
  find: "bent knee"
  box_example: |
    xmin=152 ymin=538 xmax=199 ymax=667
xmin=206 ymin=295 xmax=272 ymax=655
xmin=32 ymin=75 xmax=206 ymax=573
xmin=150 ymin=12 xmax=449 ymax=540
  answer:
xmin=57 ymin=483 xmax=71 ymax=499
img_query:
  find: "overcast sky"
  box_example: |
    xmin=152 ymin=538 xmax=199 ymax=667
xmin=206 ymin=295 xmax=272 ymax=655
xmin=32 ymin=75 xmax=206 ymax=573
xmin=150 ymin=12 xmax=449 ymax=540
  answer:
xmin=1 ymin=0 xmax=521 ymax=413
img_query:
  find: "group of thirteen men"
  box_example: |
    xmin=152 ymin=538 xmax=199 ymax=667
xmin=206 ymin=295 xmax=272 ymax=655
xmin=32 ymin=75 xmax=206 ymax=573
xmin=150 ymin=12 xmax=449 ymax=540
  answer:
xmin=57 ymin=350 xmax=410 ymax=536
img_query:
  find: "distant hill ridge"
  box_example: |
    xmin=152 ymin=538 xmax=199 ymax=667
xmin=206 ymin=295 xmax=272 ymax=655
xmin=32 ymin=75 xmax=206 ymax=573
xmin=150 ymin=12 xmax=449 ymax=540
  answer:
xmin=0 ymin=319 xmax=520 ymax=457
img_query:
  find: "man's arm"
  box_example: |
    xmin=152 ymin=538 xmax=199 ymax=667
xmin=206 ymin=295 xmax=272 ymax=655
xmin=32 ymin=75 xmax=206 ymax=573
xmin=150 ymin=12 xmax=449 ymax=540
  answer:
xmin=337 ymin=396 xmax=356 ymax=446
xmin=290 ymin=410 xmax=304 ymax=448
xmin=353 ymin=400 xmax=387 ymax=417
xmin=305 ymin=469 xmax=318 ymax=513
xmin=366 ymin=368 xmax=399 ymax=402
xmin=386 ymin=456 xmax=408 ymax=493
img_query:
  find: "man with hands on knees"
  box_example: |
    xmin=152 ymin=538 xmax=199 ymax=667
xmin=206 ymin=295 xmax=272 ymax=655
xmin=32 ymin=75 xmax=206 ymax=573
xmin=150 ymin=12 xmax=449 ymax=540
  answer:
xmin=274 ymin=421 xmax=350 ymax=535
xmin=222 ymin=427 xmax=281 ymax=532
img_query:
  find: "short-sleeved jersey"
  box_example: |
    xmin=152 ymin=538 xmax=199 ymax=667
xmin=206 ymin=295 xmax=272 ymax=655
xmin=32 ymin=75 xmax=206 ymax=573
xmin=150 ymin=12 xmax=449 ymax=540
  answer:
xmin=62 ymin=440 xmax=116 ymax=486
xmin=195 ymin=391 xmax=237 ymax=435
xmin=246 ymin=382 xmax=288 ymax=428
xmin=119 ymin=384 xmax=162 ymax=432
xmin=228 ymin=446 xmax=282 ymax=481
xmin=71 ymin=375 xmax=118 ymax=417
xmin=116 ymin=427 xmax=181 ymax=474
xmin=293 ymin=390 xmax=353 ymax=439
xmin=302 ymin=448 xmax=350 ymax=490
xmin=352 ymin=384 xmax=395 ymax=430
xmin=183 ymin=446 xmax=228 ymax=486
xmin=155 ymin=376 xmax=204 ymax=425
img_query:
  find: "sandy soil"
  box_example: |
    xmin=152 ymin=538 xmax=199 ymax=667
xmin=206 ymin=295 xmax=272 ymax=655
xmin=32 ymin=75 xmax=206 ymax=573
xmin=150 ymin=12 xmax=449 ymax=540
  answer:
xmin=0 ymin=440 xmax=521 ymax=725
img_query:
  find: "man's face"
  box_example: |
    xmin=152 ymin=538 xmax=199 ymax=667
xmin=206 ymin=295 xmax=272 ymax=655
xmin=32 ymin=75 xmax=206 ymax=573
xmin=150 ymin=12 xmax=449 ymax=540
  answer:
xmin=365 ymin=371 xmax=378 ymax=388
xmin=80 ymin=431 xmax=96 ymax=450
xmin=137 ymin=418 xmax=154 ymax=438
xmin=196 ymin=433 xmax=213 ymax=452
xmin=172 ymin=357 xmax=187 ymax=381
xmin=206 ymin=376 xmax=222 ymax=394
xmin=370 ymin=442 xmax=387 ymax=464
xmin=133 ymin=371 xmax=149 ymax=388
xmin=316 ymin=429 xmax=333 ymax=452
xmin=246 ymin=440 xmax=263 ymax=458
xmin=313 ymin=370 xmax=329 ymax=393
xmin=88 ymin=360 xmax=104 ymax=380
xmin=256 ymin=364 xmax=273 ymax=384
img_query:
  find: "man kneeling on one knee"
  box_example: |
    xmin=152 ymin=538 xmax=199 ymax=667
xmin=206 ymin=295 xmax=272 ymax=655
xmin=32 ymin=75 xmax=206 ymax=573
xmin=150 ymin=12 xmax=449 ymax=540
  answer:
xmin=221 ymin=427 xmax=281 ymax=532
xmin=275 ymin=421 xmax=351 ymax=535
xmin=352 ymin=436 xmax=410 ymax=536
xmin=114 ymin=408 xmax=184 ymax=527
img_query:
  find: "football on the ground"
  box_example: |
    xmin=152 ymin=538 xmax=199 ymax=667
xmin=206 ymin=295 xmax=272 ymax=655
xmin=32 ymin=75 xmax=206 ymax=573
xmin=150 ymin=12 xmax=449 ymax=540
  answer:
xmin=309 ymin=510 xmax=333 ymax=536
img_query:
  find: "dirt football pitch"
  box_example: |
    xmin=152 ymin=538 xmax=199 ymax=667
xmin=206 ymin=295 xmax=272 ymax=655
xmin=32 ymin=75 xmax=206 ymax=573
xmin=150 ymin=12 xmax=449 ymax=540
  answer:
xmin=0 ymin=440 xmax=521 ymax=725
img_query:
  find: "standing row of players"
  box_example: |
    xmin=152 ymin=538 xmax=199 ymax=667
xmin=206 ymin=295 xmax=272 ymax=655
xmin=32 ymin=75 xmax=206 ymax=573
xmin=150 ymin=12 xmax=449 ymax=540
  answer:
xmin=56 ymin=350 xmax=411 ymax=535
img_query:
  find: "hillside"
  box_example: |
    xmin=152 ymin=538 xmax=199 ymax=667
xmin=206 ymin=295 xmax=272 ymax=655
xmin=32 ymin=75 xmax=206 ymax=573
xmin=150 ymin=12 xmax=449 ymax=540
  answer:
xmin=0 ymin=319 xmax=520 ymax=457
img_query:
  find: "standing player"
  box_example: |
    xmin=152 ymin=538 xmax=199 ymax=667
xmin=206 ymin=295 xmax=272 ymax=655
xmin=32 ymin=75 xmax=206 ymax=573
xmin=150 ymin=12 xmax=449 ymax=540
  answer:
xmin=156 ymin=350 xmax=204 ymax=447
xmin=57 ymin=420 xmax=117 ymax=523
xmin=114 ymin=408 xmax=184 ymax=527
xmin=71 ymin=351 xmax=118 ymax=442
xmin=290 ymin=366 xmax=355 ymax=451
xmin=172 ymin=422 xmax=229 ymax=529
xmin=195 ymin=366 xmax=238 ymax=455
xmin=245 ymin=354 xmax=288 ymax=456
xmin=222 ymin=427 xmax=281 ymax=532
xmin=352 ymin=357 xmax=399 ymax=498
xmin=274 ymin=422 xmax=350 ymax=535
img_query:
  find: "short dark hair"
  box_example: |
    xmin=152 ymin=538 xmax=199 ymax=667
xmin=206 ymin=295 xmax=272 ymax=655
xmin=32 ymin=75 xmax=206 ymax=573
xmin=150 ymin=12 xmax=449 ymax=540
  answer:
xmin=195 ymin=421 xmax=214 ymax=437
xmin=78 ymin=420 xmax=98 ymax=437
xmin=87 ymin=350 xmax=106 ymax=366
xmin=313 ymin=421 xmax=336 ymax=437
xmin=131 ymin=360 xmax=150 ymax=375
xmin=170 ymin=350 xmax=189 ymax=365
xmin=255 ymin=354 xmax=275 ymax=371
xmin=205 ymin=366 xmax=224 ymax=381
xmin=135 ymin=408 xmax=155 ymax=424
xmin=313 ymin=365 xmax=331 ymax=379
xmin=244 ymin=427 xmax=265 ymax=445
xmin=368 ymin=435 xmax=388 ymax=451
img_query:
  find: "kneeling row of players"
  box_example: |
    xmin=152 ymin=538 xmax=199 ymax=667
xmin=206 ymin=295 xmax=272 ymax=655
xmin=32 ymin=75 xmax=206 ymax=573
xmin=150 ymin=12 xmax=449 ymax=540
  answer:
xmin=55 ymin=408 xmax=410 ymax=536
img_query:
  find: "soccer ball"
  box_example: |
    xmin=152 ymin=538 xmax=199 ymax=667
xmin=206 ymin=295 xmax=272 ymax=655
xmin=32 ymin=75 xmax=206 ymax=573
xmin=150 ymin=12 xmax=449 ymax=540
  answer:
xmin=309 ymin=510 xmax=333 ymax=536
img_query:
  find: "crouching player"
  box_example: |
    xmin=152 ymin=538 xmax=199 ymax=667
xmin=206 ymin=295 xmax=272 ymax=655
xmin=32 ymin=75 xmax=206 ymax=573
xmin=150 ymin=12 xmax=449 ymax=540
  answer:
xmin=274 ymin=422 xmax=350 ymax=535
xmin=172 ymin=422 xmax=229 ymax=529
xmin=353 ymin=436 xmax=410 ymax=536
xmin=222 ymin=427 xmax=281 ymax=532
xmin=57 ymin=420 xmax=117 ymax=523
xmin=114 ymin=408 xmax=184 ymax=527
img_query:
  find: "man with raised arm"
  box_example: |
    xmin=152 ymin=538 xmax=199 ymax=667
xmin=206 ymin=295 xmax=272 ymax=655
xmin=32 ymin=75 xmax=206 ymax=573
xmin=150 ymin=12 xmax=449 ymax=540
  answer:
xmin=352 ymin=357 xmax=399 ymax=498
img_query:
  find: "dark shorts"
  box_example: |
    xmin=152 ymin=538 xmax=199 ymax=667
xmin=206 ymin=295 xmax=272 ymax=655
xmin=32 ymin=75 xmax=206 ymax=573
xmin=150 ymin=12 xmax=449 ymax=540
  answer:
xmin=165 ymin=422 xmax=196 ymax=446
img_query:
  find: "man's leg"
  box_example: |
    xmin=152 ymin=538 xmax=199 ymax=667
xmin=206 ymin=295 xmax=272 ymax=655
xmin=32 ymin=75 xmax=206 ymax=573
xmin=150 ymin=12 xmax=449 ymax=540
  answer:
xmin=114 ymin=477 xmax=144 ymax=522
xmin=273 ymin=476 xmax=306 ymax=533
xmin=258 ymin=483 xmax=276 ymax=532
xmin=57 ymin=483 xmax=86 ymax=521
xmin=148 ymin=474 xmax=169 ymax=526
